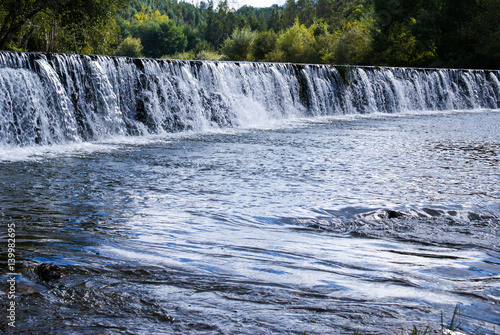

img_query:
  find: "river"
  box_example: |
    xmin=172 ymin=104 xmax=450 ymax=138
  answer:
xmin=0 ymin=52 xmax=499 ymax=334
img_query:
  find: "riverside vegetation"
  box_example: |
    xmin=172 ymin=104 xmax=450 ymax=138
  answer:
xmin=1 ymin=0 xmax=499 ymax=69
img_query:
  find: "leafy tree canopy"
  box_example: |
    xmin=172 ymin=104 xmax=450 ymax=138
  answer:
xmin=1 ymin=0 xmax=498 ymax=68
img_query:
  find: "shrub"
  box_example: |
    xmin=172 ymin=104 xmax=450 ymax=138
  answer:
xmin=252 ymin=30 xmax=278 ymax=61
xmin=130 ymin=19 xmax=187 ymax=58
xmin=277 ymin=19 xmax=315 ymax=63
xmin=115 ymin=36 xmax=143 ymax=57
xmin=221 ymin=28 xmax=256 ymax=61
xmin=322 ymin=21 xmax=373 ymax=65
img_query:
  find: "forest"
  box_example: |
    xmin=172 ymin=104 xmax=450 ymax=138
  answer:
xmin=1 ymin=0 xmax=499 ymax=68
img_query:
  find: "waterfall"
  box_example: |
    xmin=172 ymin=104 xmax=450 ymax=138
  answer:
xmin=1 ymin=51 xmax=499 ymax=146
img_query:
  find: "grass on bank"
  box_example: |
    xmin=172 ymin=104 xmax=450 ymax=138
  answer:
xmin=292 ymin=304 xmax=495 ymax=335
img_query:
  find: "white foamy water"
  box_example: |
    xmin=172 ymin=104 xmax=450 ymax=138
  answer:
xmin=1 ymin=51 xmax=499 ymax=147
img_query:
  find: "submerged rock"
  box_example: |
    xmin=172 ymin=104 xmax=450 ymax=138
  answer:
xmin=35 ymin=263 xmax=62 ymax=282
xmin=360 ymin=209 xmax=408 ymax=220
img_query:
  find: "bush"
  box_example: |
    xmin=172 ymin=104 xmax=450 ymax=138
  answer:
xmin=115 ymin=36 xmax=143 ymax=57
xmin=164 ymin=49 xmax=223 ymax=61
xmin=277 ymin=19 xmax=315 ymax=63
xmin=262 ymin=49 xmax=286 ymax=62
xmin=221 ymin=28 xmax=256 ymax=61
xmin=252 ymin=30 xmax=278 ymax=61
xmin=322 ymin=21 xmax=373 ymax=65
xmin=165 ymin=51 xmax=195 ymax=60
xmin=195 ymin=50 xmax=224 ymax=61
xmin=130 ymin=19 xmax=187 ymax=58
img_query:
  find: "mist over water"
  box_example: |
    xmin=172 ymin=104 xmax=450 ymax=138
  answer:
xmin=0 ymin=52 xmax=499 ymax=334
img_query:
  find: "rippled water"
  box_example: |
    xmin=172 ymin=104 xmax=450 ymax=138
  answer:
xmin=1 ymin=111 xmax=499 ymax=334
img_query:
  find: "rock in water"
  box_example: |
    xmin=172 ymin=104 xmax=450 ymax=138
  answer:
xmin=35 ymin=263 xmax=62 ymax=281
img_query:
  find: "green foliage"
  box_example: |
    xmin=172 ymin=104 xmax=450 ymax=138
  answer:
xmin=194 ymin=50 xmax=224 ymax=61
xmin=373 ymin=0 xmax=500 ymax=68
xmin=204 ymin=0 xmax=245 ymax=48
xmin=277 ymin=19 xmax=315 ymax=63
xmin=167 ymin=50 xmax=196 ymax=60
xmin=167 ymin=46 xmax=223 ymax=61
xmin=134 ymin=6 xmax=170 ymax=23
xmin=221 ymin=27 xmax=256 ymax=61
xmin=322 ymin=21 xmax=373 ymax=65
xmin=267 ymin=8 xmax=283 ymax=32
xmin=58 ymin=0 xmax=124 ymax=54
xmin=442 ymin=303 xmax=462 ymax=333
xmin=468 ymin=0 xmax=500 ymax=68
xmin=1 ymin=0 xmax=497 ymax=68
xmin=183 ymin=25 xmax=204 ymax=52
xmin=115 ymin=36 xmax=143 ymax=57
xmin=252 ymin=30 xmax=278 ymax=61
xmin=130 ymin=19 xmax=187 ymax=58
xmin=0 ymin=0 xmax=127 ymax=53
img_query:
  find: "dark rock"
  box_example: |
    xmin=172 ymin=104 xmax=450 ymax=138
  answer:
xmin=35 ymin=263 xmax=62 ymax=282
xmin=386 ymin=210 xmax=404 ymax=219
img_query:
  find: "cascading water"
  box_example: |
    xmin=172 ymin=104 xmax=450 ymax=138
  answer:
xmin=1 ymin=51 xmax=499 ymax=146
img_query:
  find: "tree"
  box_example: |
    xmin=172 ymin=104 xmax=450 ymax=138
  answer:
xmin=267 ymin=8 xmax=282 ymax=32
xmin=277 ymin=18 xmax=315 ymax=63
xmin=372 ymin=0 xmax=438 ymax=66
xmin=221 ymin=27 xmax=255 ymax=61
xmin=252 ymin=30 xmax=278 ymax=61
xmin=467 ymin=0 xmax=500 ymax=68
xmin=248 ymin=13 xmax=259 ymax=30
xmin=115 ymin=36 xmax=143 ymax=57
xmin=316 ymin=0 xmax=333 ymax=19
xmin=57 ymin=0 xmax=123 ymax=54
xmin=6 ymin=0 xmax=495 ymax=68
xmin=322 ymin=21 xmax=373 ymax=65
xmin=205 ymin=0 xmax=222 ymax=47
xmin=372 ymin=0 xmax=500 ymax=67
xmin=283 ymin=0 xmax=298 ymax=27
xmin=256 ymin=12 xmax=267 ymax=31
xmin=183 ymin=25 xmax=204 ymax=51
xmin=435 ymin=0 xmax=481 ymax=67
xmin=0 ymin=0 xmax=127 ymax=52
xmin=134 ymin=6 xmax=169 ymax=23
xmin=0 ymin=0 xmax=58 ymax=50
xmin=131 ymin=19 xmax=187 ymax=58
xmin=297 ymin=0 xmax=315 ymax=25
xmin=205 ymin=0 xmax=237 ymax=48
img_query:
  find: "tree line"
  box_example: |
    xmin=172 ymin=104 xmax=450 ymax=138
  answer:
xmin=1 ymin=0 xmax=499 ymax=69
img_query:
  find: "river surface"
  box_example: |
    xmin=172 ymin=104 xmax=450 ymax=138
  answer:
xmin=1 ymin=110 xmax=499 ymax=334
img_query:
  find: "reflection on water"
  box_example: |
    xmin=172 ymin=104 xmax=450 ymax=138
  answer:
xmin=1 ymin=111 xmax=499 ymax=334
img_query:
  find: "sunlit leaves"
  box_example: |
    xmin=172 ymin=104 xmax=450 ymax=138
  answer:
xmin=115 ymin=36 xmax=143 ymax=58
xmin=134 ymin=6 xmax=170 ymax=23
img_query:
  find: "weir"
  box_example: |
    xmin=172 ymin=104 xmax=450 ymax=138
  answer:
xmin=0 ymin=51 xmax=499 ymax=146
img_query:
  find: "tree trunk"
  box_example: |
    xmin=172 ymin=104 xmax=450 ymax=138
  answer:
xmin=0 ymin=0 xmax=54 ymax=50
